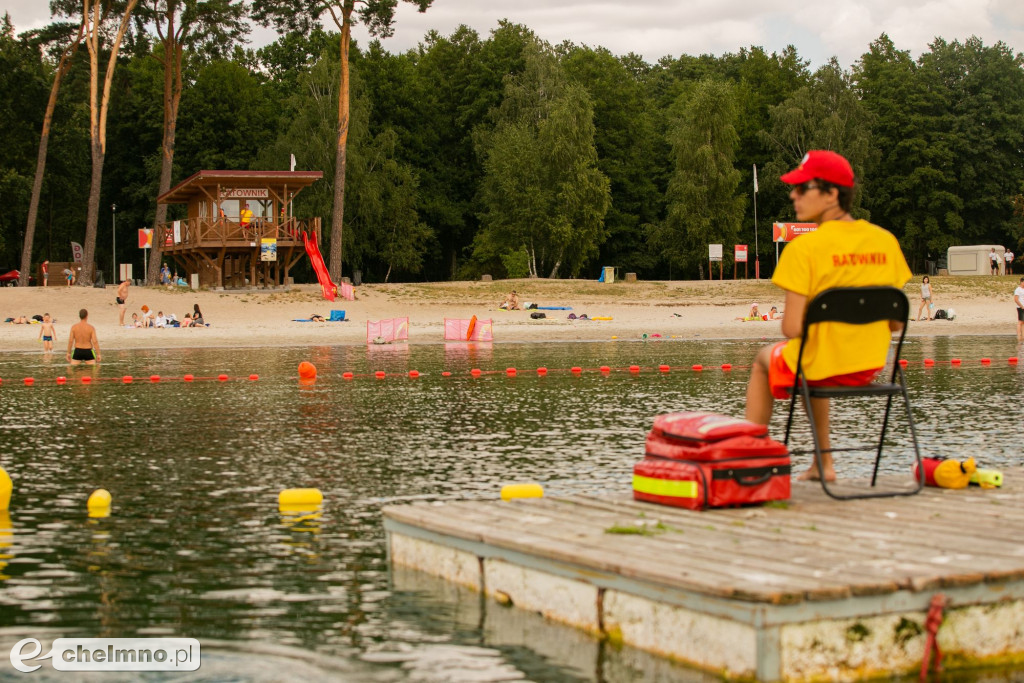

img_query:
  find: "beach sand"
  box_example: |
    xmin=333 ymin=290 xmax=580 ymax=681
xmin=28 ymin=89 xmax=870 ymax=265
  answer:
xmin=0 ymin=276 xmax=1017 ymax=354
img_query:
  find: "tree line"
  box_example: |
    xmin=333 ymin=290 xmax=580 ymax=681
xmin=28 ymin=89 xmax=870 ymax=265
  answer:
xmin=2 ymin=6 xmax=1023 ymax=285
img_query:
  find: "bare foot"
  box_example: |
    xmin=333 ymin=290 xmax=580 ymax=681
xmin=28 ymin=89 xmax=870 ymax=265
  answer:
xmin=797 ymin=467 xmax=837 ymax=482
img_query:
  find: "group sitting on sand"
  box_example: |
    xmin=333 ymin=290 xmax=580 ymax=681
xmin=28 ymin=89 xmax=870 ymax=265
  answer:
xmin=127 ymin=303 xmax=206 ymax=328
xmin=735 ymin=303 xmax=783 ymax=321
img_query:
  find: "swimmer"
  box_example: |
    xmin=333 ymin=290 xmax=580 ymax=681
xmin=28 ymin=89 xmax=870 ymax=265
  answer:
xmin=38 ymin=313 xmax=56 ymax=352
xmin=67 ymin=308 xmax=100 ymax=365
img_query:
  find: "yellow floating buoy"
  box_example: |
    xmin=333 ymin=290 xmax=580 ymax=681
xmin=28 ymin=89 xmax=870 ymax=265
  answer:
xmin=87 ymin=489 xmax=112 ymax=518
xmin=278 ymin=488 xmax=323 ymax=510
xmin=500 ymin=483 xmax=544 ymax=501
xmin=0 ymin=466 xmax=12 ymax=511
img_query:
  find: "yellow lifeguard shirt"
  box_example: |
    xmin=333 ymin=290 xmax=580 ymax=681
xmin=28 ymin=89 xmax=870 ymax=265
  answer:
xmin=240 ymin=208 xmax=253 ymax=226
xmin=772 ymin=219 xmax=912 ymax=380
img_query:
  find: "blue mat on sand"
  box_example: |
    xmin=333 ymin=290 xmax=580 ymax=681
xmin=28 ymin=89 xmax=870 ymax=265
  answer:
xmin=537 ymin=306 xmax=572 ymax=310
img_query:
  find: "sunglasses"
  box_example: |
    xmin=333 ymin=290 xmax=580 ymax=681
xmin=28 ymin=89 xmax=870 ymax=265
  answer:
xmin=793 ymin=181 xmax=823 ymax=195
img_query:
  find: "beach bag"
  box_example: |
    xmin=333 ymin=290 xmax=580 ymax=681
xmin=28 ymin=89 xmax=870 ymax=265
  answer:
xmin=945 ymin=307 xmax=956 ymax=320
xmin=530 ymin=312 xmax=546 ymax=319
xmin=934 ymin=309 xmax=948 ymax=320
xmin=633 ymin=412 xmax=790 ymax=510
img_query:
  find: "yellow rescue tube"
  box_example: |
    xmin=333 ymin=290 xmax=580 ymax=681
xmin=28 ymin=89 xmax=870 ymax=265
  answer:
xmin=933 ymin=457 xmax=976 ymax=489
xmin=500 ymin=483 xmax=544 ymax=501
xmin=0 ymin=466 xmax=11 ymax=511
xmin=279 ymin=488 xmax=323 ymax=508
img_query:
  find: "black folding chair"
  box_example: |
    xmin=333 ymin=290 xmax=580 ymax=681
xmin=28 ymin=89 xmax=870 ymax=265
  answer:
xmin=783 ymin=287 xmax=924 ymax=500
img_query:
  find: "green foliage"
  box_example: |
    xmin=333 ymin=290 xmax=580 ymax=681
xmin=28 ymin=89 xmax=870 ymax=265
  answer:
xmin=650 ymin=78 xmax=746 ymax=277
xmin=500 ymin=246 xmax=529 ymax=279
xmin=475 ymin=39 xmax=611 ymax=278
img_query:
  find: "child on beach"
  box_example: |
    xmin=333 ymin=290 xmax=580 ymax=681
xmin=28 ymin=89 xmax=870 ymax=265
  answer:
xmin=38 ymin=313 xmax=56 ymax=352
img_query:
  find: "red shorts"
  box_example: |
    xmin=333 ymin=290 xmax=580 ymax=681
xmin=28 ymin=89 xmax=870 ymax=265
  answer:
xmin=768 ymin=341 xmax=882 ymax=399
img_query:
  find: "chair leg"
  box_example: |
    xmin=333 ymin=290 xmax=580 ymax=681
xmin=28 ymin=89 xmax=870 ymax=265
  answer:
xmin=870 ymin=393 xmax=896 ymax=487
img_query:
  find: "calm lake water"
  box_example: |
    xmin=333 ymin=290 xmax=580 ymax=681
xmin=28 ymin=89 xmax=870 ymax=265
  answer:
xmin=0 ymin=336 xmax=1022 ymax=681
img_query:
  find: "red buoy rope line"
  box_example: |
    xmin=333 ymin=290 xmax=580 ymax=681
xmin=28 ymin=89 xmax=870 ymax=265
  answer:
xmin=0 ymin=357 xmax=1017 ymax=386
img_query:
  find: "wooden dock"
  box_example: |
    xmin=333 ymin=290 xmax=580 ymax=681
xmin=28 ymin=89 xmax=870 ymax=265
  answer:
xmin=383 ymin=471 xmax=1024 ymax=682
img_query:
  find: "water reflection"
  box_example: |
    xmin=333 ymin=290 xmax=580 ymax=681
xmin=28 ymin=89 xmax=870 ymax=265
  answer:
xmin=0 ymin=337 xmax=1020 ymax=681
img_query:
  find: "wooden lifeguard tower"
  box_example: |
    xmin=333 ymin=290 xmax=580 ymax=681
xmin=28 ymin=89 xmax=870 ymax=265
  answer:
xmin=156 ymin=170 xmax=324 ymax=289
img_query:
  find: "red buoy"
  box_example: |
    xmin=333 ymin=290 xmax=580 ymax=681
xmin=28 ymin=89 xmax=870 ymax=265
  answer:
xmin=505 ymin=368 xmax=516 ymax=376
xmin=56 ymin=376 xmax=66 ymax=384
xmin=571 ymin=366 xmax=582 ymax=374
xmin=536 ymin=367 xmax=547 ymax=376
xmin=409 ymin=370 xmax=420 ymax=378
xmin=184 ymin=374 xmax=194 ymax=382
xmin=629 ymin=365 xmax=640 ymax=373
xmin=23 ymin=377 xmax=34 ymax=386
xmin=898 ymin=359 xmax=908 ymax=367
xmin=980 ymin=358 xmax=991 ymax=365
xmin=720 ymin=363 xmax=732 ymax=371
xmin=950 ymin=358 xmax=961 ymax=366
xmin=150 ymin=375 xmax=161 ymax=382
xmin=249 ymin=374 xmax=259 ymax=381
xmin=441 ymin=371 xmax=451 ymax=377
xmin=923 ymin=359 xmax=935 ymax=367
xmin=81 ymin=376 xmax=92 ymax=384
xmin=599 ymin=366 xmax=611 ymax=373
xmin=470 ymin=368 xmax=481 ymax=377
xmin=659 ymin=364 xmax=670 ymax=373
xmin=122 ymin=376 xmax=133 ymax=383
xmin=1009 ymin=357 xmax=1019 ymax=365
xmin=691 ymin=364 xmax=703 ymax=371
xmin=218 ymin=374 xmax=228 ymax=381
xmin=375 ymin=371 xmax=386 ymax=379
xmin=343 ymin=372 xmax=354 ymax=380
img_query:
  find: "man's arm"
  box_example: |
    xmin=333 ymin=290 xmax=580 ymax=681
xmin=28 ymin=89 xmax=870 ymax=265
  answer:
xmin=1015 ymin=293 xmax=1023 ymax=309
xmin=781 ymin=290 xmax=806 ymax=339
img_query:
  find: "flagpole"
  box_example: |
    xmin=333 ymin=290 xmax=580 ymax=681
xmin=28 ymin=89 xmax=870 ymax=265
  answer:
xmin=753 ymin=164 xmax=760 ymax=280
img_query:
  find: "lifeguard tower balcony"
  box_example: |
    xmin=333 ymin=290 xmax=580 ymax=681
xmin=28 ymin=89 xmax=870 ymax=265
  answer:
xmin=156 ymin=170 xmax=324 ymax=289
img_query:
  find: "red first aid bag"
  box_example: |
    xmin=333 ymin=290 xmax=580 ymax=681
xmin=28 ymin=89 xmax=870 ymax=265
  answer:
xmin=633 ymin=412 xmax=790 ymax=510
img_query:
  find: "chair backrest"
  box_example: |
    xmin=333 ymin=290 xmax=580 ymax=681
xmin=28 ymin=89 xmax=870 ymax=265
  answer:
xmin=803 ymin=287 xmax=909 ymax=328
xmin=798 ymin=286 xmax=909 ymax=382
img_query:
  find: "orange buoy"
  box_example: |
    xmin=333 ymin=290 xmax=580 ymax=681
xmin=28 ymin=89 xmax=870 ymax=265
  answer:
xmin=923 ymin=358 xmax=935 ymax=367
xmin=536 ymin=367 xmax=547 ymax=376
xmin=629 ymin=365 xmax=640 ymax=373
xmin=183 ymin=374 xmax=194 ymax=382
xmin=659 ymin=364 xmax=670 ymax=373
xmin=691 ymin=364 xmax=703 ymax=371
xmin=249 ymin=374 xmax=259 ymax=381
xmin=470 ymin=368 xmax=481 ymax=377
xmin=720 ymin=363 xmax=732 ymax=371
xmin=343 ymin=371 xmax=354 ymax=380
xmin=980 ymin=358 xmax=991 ymax=365
xmin=122 ymin=376 xmax=133 ymax=383
xmin=571 ymin=366 xmax=582 ymax=374
xmin=505 ymin=367 xmax=517 ymax=376
xmin=150 ymin=375 xmax=160 ymax=382
xmin=409 ymin=370 xmax=420 ymax=378
xmin=375 ymin=371 xmax=386 ymax=379
xmin=297 ymin=361 xmax=317 ymax=379
xmin=218 ymin=374 xmax=228 ymax=381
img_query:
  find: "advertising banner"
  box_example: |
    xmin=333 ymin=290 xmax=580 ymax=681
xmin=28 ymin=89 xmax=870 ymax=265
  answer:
xmin=71 ymin=242 xmax=83 ymax=262
xmin=260 ymin=238 xmax=277 ymax=261
xmin=138 ymin=229 xmax=153 ymax=249
xmin=772 ymin=222 xmax=817 ymax=242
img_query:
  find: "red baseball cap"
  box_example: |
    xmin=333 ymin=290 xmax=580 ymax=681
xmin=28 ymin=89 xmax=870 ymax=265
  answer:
xmin=780 ymin=150 xmax=855 ymax=187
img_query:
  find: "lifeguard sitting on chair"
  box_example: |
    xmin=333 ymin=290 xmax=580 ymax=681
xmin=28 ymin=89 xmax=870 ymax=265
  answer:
xmin=744 ymin=150 xmax=912 ymax=482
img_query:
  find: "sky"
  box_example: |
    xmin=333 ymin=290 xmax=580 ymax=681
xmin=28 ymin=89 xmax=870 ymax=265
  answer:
xmin=3 ymin=0 xmax=1023 ymax=69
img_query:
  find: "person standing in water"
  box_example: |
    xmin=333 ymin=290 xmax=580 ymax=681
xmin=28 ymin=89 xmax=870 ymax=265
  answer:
xmin=38 ymin=313 xmax=56 ymax=353
xmin=67 ymin=309 xmax=101 ymax=365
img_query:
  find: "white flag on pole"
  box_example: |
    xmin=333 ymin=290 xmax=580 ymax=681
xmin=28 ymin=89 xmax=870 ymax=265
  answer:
xmin=290 ymin=154 xmax=296 ymax=172
xmin=753 ymin=164 xmax=758 ymax=193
